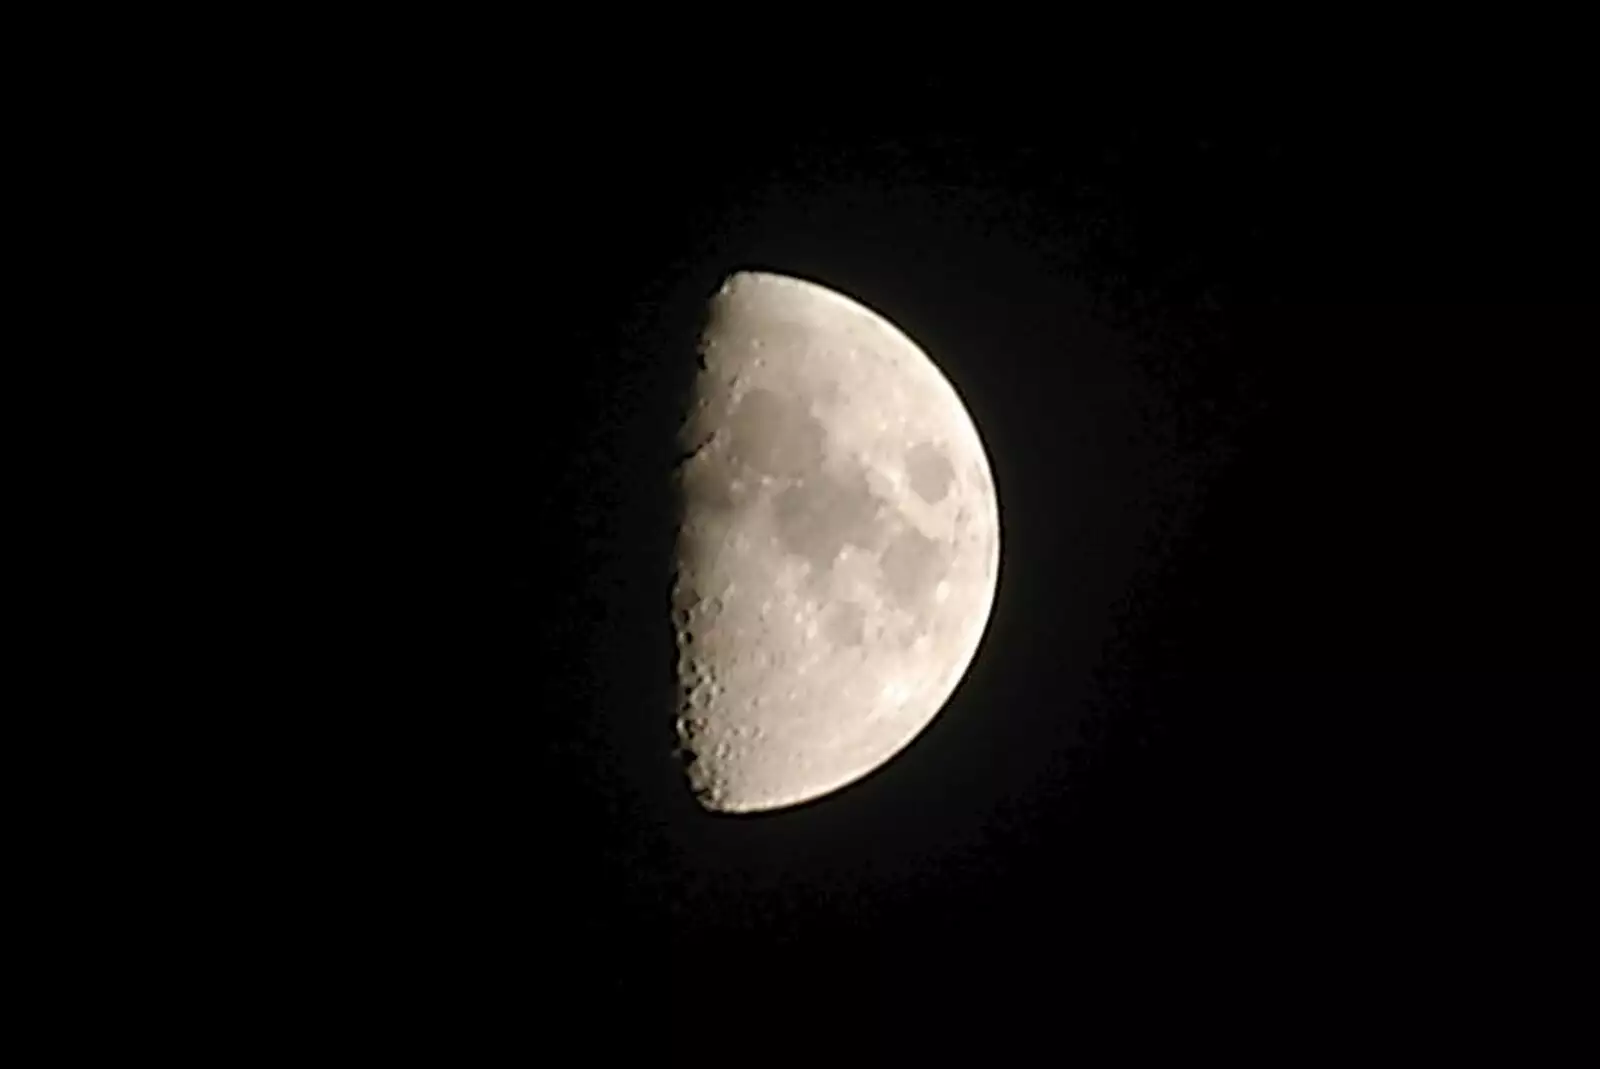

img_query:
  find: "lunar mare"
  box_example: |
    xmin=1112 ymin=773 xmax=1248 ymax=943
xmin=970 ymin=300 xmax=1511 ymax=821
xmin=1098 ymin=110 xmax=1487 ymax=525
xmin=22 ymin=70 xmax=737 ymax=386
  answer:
xmin=673 ymin=271 xmax=1000 ymax=813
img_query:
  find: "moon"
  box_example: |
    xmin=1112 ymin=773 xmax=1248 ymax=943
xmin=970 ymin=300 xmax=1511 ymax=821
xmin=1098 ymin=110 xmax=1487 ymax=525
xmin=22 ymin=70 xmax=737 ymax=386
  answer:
xmin=672 ymin=270 xmax=1000 ymax=813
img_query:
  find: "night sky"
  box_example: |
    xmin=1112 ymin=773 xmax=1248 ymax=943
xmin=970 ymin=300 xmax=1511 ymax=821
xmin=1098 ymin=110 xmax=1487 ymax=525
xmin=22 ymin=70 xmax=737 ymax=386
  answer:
xmin=340 ymin=78 xmax=1593 ymax=1050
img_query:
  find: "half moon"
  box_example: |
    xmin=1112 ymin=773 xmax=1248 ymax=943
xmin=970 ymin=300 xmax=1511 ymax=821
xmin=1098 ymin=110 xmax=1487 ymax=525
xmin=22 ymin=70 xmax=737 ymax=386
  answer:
xmin=672 ymin=270 xmax=1000 ymax=813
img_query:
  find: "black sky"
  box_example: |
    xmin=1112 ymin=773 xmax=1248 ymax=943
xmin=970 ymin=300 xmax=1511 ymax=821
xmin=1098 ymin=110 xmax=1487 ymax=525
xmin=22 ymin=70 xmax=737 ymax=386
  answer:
xmin=335 ymin=78 xmax=1594 ymax=1049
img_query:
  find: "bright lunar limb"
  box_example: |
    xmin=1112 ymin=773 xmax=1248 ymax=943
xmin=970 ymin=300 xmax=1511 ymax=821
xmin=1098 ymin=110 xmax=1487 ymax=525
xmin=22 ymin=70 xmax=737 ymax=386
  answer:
xmin=672 ymin=271 xmax=1000 ymax=814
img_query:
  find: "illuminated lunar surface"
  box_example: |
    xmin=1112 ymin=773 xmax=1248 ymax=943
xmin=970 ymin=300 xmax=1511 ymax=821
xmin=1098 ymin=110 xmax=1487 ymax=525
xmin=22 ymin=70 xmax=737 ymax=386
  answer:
xmin=671 ymin=271 xmax=1001 ymax=814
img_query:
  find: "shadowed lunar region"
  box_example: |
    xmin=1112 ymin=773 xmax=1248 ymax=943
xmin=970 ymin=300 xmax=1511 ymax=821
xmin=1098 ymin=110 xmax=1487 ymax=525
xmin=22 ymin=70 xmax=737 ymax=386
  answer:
xmin=671 ymin=271 xmax=1001 ymax=813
